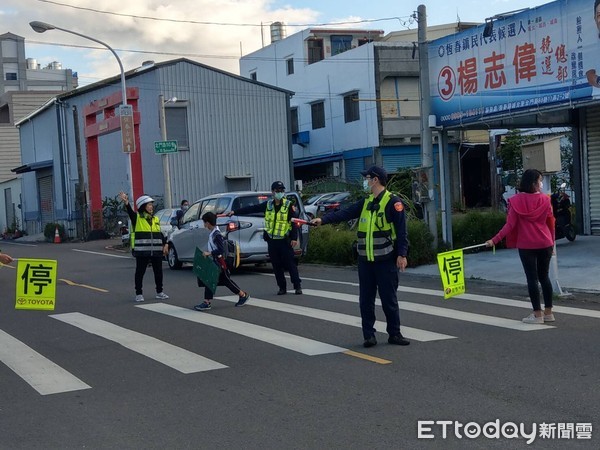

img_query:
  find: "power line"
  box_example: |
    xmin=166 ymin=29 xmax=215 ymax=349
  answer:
xmin=37 ymin=0 xmax=412 ymax=28
xmin=26 ymin=40 xmax=419 ymax=65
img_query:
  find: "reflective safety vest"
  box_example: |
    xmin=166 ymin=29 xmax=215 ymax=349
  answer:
xmin=264 ymin=199 xmax=292 ymax=239
xmin=131 ymin=213 xmax=163 ymax=256
xmin=357 ymin=190 xmax=396 ymax=261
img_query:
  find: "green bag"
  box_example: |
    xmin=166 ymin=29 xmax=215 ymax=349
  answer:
xmin=193 ymin=248 xmax=220 ymax=294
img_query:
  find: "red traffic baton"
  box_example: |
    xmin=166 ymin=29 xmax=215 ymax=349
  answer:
xmin=291 ymin=218 xmax=317 ymax=227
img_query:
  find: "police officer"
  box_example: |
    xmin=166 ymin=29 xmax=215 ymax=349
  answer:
xmin=119 ymin=192 xmax=169 ymax=302
xmin=228 ymin=181 xmax=302 ymax=295
xmin=311 ymin=166 xmax=410 ymax=348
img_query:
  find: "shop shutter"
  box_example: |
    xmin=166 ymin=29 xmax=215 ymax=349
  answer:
xmin=344 ymin=157 xmax=364 ymax=183
xmin=586 ymin=107 xmax=600 ymax=235
xmin=38 ymin=175 xmax=54 ymax=226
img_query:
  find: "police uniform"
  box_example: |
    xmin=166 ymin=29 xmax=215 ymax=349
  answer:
xmin=320 ymin=188 xmax=409 ymax=343
xmin=233 ymin=182 xmax=302 ymax=294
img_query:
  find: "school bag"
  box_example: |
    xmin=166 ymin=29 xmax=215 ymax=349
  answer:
xmin=222 ymin=238 xmax=241 ymax=270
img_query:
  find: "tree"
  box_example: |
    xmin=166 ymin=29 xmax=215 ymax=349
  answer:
xmin=498 ymin=129 xmax=534 ymax=189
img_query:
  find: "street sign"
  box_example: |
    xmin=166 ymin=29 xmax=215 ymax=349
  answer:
xmin=154 ymin=140 xmax=178 ymax=154
xmin=15 ymin=258 xmax=58 ymax=310
xmin=119 ymin=105 xmax=136 ymax=154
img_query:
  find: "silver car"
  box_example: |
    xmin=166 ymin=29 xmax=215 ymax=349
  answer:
xmin=167 ymin=191 xmax=309 ymax=270
xmin=304 ymin=192 xmax=341 ymax=219
xmin=154 ymin=208 xmax=179 ymax=238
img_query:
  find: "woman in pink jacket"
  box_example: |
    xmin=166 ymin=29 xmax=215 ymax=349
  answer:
xmin=486 ymin=169 xmax=556 ymax=324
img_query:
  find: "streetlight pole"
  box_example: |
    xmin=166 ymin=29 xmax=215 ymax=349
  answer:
xmin=30 ymin=21 xmax=127 ymax=112
xmin=159 ymin=95 xmax=176 ymax=209
xmin=29 ymin=21 xmax=134 ymax=199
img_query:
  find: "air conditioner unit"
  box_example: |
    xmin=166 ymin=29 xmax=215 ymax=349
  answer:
xmin=292 ymin=131 xmax=310 ymax=146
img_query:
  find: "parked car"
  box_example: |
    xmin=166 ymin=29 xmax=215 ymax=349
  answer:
xmin=154 ymin=208 xmax=179 ymax=238
xmin=167 ymin=191 xmax=309 ymax=270
xmin=304 ymin=192 xmax=340 ymax=219
xmin=119 ymin=208 xmax=177 ymax=246
xmin=316 ymin=192 xmax=353 ymax=215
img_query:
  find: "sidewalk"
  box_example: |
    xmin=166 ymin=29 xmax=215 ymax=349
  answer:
xmin=406 ymin=235 xmax=600 ymax=294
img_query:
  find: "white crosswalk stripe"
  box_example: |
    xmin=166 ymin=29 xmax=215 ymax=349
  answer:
xmin=281 ymin=274 xmax=600 ymax=319
xmin=215 ymin=295 xmax=456 ymax=342
xmin=137 ymin=303 xmax=347 ymax=356
xmin=0 ymin=328 xmax=91 ymax=396
xmin=50 ymin=312 xmax=228 ymax=373
xmin=301 ymin=289 xmax=554 ymax=331
xmin=5 ymin=278 xmax=587 ymax=395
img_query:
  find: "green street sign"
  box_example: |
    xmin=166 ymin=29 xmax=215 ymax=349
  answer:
xmin=154 ymin=140 xmax=178 ymax=154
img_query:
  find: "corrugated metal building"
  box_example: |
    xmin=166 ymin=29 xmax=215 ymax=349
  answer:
xmin=15 ymin=58 xmax=294 ymax=238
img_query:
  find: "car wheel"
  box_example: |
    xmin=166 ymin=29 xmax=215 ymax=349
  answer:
xmin=566 ymin=225 xmax=576 ymax=241
xmin=168 ymin=245 xmax=183 ymax=270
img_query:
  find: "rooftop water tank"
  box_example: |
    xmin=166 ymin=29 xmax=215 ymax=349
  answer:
xmin=26 ymin=58 xmax=38 ymax=70
xmin=270 ymin=22 xmax=286 ymax=43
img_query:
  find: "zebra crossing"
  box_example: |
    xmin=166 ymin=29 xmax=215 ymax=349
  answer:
xmin=0 ymin=286 xmax=587 ymax=396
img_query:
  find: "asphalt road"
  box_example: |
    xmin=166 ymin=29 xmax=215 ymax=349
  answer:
xmin=0 ymin=239 xmax=599 ymax=449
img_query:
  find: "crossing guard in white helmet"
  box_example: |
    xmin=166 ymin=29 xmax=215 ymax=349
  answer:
xmin=118 ymin=191 xmax=169 ymax=303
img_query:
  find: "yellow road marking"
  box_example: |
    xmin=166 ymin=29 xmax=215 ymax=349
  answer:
xmin=59 ymin=279 xmax=108 ymax=293
xmin=343 ymin=350 xmax=392 ymax=365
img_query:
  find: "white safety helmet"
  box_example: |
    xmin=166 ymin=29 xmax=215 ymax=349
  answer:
xmin=136 ymin=195 xmax=154 ymax=210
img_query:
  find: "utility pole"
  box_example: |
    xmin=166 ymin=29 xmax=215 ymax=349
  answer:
xmin=418 ymin=5 xmax=438 ymax=248
xmin=159 ymin=94 xmax=173 ymax=209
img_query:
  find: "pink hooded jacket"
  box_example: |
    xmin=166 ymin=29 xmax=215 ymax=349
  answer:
xmin=491 ymin=192 xmax=555 ymax=249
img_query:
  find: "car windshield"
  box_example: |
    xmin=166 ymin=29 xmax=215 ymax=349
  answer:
xmin=306 ymin=194 xmax=322 ymax=205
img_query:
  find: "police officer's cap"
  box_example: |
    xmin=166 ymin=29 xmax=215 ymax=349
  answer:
xmin=271 ymin=181 xmax=286 ymax=191
xmin=361 ymin=166 xmax=388 ymax=184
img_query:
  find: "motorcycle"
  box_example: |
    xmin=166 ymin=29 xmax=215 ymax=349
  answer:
xmin=551 ymin=183 xmax=576 ymax=242
xmin=117 ymin=220 xmax=130 ymax=244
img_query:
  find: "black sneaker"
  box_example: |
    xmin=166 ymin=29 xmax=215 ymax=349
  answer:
xmin=277 ymin=288 xmax=287 ymax=295
xmin=236 ymin=293 xmax=250 ymax=307
xmin=388 ymin=334 xmax=410 ymax=346
xmin=363 ymin=336 xmax=377 ymax=348
xmin=294 ymin=288 xmax=303 ymax=295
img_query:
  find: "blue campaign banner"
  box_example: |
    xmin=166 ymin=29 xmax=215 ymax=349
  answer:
xmin=429 ymin=0 xmax=599 ymax=126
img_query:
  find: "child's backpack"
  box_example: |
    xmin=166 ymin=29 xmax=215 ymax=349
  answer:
xmin=222 ymin=238 xmax=240 ymax=270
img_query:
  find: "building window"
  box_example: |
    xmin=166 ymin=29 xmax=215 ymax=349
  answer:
xmin=290 ymin=107 xmax=299 ymax=134
xmin=5 ymin=73 xmax=17 ymax=81
xmin=250 ymin=72 xmax=257 ymax=81
xmin=311 ymin=101 xmax=325 ymax=129
xmin=344 ymin=92 xmax=360 ymax=123
xmin=331 ymin=35 xmax=352 ymax=55
xmin=165 ymin=102 xmax=189 ymax=150
xmin=307 ymin=38 xmax=324 ymax=64
xmin=286 ymin=58 xmax=294 ymax=75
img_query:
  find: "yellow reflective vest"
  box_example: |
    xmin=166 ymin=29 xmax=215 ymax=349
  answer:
xmin=356 ymin=190 xmax=396 ymax=261
xmin=131 ymin=213 xmax=163 ymax=257
xmin=264 ymin=199 xmax=292 ymax=239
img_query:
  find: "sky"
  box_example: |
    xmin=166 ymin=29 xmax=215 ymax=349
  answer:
xmin=1 ymin=0 xmax=553 ymax=86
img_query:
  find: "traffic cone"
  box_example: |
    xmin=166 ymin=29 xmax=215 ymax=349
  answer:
xmin=54 ymin=226 xmax=61 ymax=244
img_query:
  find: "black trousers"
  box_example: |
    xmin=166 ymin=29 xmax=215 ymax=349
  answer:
xmin=357 ymin=258 xmax=401 ymax=339
xmin=518 ymin=247 xmax=553 ymax=311
xmin=267 ymin=238 xmax=301 ymax=290
xmin=198 ymin=269 xmax=243 ymax=301
xmin=135 ymin=256 xmax=163 ymax=295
